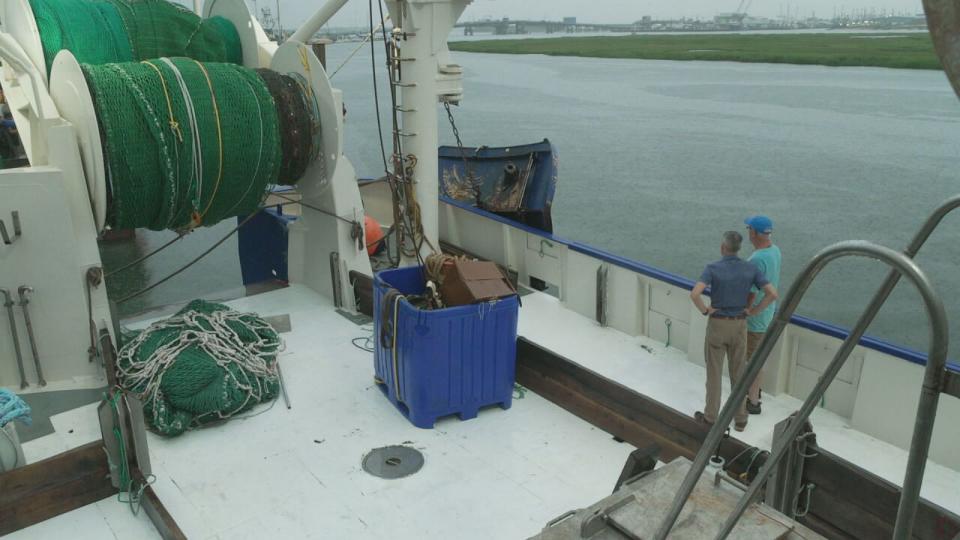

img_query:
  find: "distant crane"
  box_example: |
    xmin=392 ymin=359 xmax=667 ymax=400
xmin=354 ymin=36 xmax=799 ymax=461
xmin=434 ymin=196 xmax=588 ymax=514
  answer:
xmin=720 ymin=0 xmax=752 ymax=28
xmin=735 ymin=0 xmax=753 ymax=16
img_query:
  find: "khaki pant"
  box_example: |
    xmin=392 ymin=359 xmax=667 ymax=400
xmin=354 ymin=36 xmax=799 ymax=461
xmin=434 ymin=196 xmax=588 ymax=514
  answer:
xmin=746 ymin=331 xmax=765 ymax=403
xmin=704 ymin=317 xmax=748 ymax=424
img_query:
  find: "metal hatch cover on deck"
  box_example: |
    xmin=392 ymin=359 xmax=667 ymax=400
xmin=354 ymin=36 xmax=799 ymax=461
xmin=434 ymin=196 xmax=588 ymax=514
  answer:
xmin=532 ymin=458 xmax=823 ymax=540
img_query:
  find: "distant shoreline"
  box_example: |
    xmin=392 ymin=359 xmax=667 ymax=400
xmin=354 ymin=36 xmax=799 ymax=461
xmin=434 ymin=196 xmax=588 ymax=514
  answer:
xmin=448 ymin=33 xmax=941 ymax=70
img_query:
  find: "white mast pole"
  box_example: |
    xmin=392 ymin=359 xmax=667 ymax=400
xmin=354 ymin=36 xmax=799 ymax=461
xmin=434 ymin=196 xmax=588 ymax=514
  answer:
xmin=388 ymin=0 xmax=471 ymax=263
xmin=290 ymin=0 xmax=351 ymax=44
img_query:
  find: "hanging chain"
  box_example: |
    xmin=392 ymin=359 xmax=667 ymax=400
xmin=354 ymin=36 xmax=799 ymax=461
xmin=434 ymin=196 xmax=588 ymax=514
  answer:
xmin=443 ymin=101 xmax=482 ymax=207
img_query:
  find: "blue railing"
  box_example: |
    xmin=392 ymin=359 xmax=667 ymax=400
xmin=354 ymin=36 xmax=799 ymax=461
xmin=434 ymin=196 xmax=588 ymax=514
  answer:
xmin=441 ymin=195 xmax=960 ymax=373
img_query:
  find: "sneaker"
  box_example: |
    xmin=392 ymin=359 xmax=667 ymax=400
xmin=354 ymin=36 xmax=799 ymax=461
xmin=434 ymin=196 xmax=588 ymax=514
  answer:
xmin=734 ymin=420 xmax=748 ymax=432
xmin=694 ymin=411 xmax=714 ymax=426
xmin=747 ymin=399 xmax=762 ymax=415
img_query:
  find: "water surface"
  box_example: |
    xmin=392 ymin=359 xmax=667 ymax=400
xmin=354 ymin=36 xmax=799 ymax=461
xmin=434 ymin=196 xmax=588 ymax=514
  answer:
xmin=110 ymin=42 xmax=960 ymax=355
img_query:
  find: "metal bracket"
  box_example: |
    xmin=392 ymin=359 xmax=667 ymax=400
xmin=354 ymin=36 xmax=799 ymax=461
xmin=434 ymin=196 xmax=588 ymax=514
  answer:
xmin=330 ymin=252 xmax=343 ymax=309
xmin=100 ymin=327 xmax=118 ymax=387
xmin=538 ymin=239 xmax=554 ymax=258
xmin=580 ymin=495 xmax=641 ymax=539
xmin=765 ymin=415 xmax=815 ymax=520
xmin=0 ymin=211 xmax=22 ymax=245
xmin=942 ymin=368 xmax=960 ymax=399
xmin=85 ymin=267 xmax=104 ymax=363
xmin=596 ymin=264 xmax=609 ymax=327
xmin=98 ymin=391 xmax=151 ymax=489
xmin=614 ymin=444 xmax=659 ymax=493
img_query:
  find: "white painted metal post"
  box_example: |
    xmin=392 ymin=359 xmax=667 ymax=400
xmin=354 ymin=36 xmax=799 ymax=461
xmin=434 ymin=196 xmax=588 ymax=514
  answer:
xmin=388 ymin=0 xmax=470 ymax=263
xmin=289 ymin=0 xmax=351 ymax=44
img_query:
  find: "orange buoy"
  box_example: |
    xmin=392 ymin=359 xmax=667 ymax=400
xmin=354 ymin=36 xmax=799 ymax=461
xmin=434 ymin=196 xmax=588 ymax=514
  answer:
xmin=365 ymin=215 xmax=385 ymax=255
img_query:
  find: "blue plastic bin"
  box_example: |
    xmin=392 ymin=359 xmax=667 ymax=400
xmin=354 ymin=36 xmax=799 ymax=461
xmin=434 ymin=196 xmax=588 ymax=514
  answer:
xmin=373 ymin=265 xmax=519 ymax=428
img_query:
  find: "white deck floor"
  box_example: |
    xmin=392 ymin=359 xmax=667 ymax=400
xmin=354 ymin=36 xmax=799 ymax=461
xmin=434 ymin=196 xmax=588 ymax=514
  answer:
xmin=12 ymin=284 xmax=960 ymax=539
xmin=12 ymin=285 xmax=634 ymax=540
xmin=516 ymin=290 xmax=960 ymax=517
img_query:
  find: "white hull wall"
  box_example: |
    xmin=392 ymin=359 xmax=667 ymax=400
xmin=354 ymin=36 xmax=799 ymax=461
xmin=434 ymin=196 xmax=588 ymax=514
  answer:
xmin=440 ymin=201 xmax=960 ymax=470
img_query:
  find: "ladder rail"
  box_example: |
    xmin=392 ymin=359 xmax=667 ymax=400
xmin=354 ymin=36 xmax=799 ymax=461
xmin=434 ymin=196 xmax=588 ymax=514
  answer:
xmin=654 ymin=240 xmax=949 ymax=540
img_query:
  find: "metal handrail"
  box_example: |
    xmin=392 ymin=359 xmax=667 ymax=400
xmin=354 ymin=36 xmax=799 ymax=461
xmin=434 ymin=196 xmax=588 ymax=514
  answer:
xmin=654 ymin=241 xmax=949 ymax=540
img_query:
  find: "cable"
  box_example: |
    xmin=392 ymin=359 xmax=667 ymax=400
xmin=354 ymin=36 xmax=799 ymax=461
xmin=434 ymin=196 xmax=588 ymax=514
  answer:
xmin=104 ymin=232 xmax=186 ymax=278
xmin=369 ymin=1 xmax=402 ymax=268
xmin=272 ymin=193 xmax=357 ymax=225
xmin=115 ymin=209 xmax=263 ymax=305
xmin=330 ymin=17 xmax=388 ymax=79
xmin=352 ymin=335 xmax=375 ymax=352
xmin=114 ymin=194 xmax=365 ymax=305
xmin=106 ymin=199 xmax=299 ymax=280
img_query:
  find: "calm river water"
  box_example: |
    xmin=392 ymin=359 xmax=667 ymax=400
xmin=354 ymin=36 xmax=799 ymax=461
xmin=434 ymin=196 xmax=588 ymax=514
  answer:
xmin=107 ymin=39 xmax=960 ymax=354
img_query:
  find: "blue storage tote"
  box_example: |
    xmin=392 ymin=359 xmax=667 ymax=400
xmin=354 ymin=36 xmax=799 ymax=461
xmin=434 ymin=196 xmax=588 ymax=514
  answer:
xmin=373 ymin=265 xmax=519 ymax=429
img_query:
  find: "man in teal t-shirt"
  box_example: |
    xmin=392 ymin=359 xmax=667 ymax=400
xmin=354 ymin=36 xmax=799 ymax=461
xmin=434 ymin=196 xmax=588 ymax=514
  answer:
xmin=744 ymin=215 xmax=781 ymax=415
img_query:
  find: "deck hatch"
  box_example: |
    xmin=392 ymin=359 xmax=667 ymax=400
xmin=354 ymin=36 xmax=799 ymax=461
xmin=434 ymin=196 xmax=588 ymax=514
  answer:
xmin=361 ymin=445 xmax=425 ymax=479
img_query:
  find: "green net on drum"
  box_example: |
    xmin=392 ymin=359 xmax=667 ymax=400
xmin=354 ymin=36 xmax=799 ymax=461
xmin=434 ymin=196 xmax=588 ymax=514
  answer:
xmin=116 ymin=300 xmax=282 ymax=437
xmin=30 ymin=0 xmax=242 ymax=74
xmin=82 ymin=59 xmax=281 ymax=230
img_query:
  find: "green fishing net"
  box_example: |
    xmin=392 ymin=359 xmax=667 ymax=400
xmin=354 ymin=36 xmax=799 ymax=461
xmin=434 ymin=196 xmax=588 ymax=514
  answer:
xmin=30 ymin=0 xmax=242 ymax=75
xmin=82 ymin=58 xmax=281 ymax=230
xmin=117 ymin=299 xmax=282 ymax=437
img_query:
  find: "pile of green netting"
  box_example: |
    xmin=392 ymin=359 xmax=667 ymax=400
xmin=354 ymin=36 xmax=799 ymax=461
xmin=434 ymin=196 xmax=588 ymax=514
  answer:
xmin=117 ymin=300 xmax=283 ymax=437
xmin=30 ymin=0 xmax=242 ymax=75
xmin=82 ymin=58 xmax=281 ymax=230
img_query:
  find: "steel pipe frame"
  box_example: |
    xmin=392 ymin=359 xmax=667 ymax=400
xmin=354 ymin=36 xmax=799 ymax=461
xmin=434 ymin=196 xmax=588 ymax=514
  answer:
xmin=655 ymin=240 xmax=950 ymax=540
xmin=289 ymin=0 xmax=351 ymax=44
xmin=0 ymin=288 xmax=27 ymax=388
xmin=17 ymin=286 xmax=45 ymax=386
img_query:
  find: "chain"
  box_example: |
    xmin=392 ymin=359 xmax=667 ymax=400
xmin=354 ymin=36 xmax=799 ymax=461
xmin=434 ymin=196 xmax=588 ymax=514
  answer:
xmin=443 ymin=101 xmax=482 ymax=207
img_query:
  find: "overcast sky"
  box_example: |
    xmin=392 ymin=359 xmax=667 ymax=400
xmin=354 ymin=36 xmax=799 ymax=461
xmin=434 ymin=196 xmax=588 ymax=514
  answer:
xmin=271 ymin=0 xmax=927 ymax=29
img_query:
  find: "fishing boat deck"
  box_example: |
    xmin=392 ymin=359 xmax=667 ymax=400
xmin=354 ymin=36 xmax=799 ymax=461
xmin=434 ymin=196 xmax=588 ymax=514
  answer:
xmin=10 ymin=283 xmax=960 ymax=539
xmin=11 ymin=285 xmax=633 ymax=539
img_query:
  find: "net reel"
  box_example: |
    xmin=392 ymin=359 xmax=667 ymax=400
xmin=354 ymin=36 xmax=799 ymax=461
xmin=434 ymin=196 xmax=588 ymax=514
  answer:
xmin=3 ymin=0 xmax=266 ymax=87
xmin=48 ymin=43 xmax=339 ymax=233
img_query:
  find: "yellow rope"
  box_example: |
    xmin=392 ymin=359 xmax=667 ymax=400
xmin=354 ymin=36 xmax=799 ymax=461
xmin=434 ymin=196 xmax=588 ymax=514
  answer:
xmin=297 ymin=45 xmax=315 ymax=101
xmin=192 ymin=59 xmax=224 ymax=223
xmin=140 ymin=61 xmax=183 ymax=143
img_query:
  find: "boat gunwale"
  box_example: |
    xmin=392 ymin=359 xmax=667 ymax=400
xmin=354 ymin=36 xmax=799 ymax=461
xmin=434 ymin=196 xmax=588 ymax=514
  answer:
xmin=438 ymin=194 xmax=960 ymax=373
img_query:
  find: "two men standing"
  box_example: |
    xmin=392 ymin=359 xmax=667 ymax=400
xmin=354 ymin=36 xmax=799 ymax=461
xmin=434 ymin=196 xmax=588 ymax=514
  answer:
xmin=689 ymin=217 xmax=780 ymax=432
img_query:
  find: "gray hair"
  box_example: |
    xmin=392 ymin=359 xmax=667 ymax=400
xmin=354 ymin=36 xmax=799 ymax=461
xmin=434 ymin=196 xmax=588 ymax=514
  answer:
xmin=722 ymin=231 xmax=742 ymax=253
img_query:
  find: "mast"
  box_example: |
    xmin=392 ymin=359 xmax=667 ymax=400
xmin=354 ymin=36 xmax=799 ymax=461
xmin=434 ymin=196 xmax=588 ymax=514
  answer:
xmin=386 ymin=0 xmax=471 ymax=263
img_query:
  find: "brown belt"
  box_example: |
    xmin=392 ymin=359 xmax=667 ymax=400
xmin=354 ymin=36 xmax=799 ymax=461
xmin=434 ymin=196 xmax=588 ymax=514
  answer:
xmin=710 ymin=313 xmax=746 ymax=320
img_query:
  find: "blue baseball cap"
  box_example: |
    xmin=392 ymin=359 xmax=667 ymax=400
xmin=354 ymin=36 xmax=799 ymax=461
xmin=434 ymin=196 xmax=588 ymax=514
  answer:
xmin=745 ymin=215 xmax=773 ymax=234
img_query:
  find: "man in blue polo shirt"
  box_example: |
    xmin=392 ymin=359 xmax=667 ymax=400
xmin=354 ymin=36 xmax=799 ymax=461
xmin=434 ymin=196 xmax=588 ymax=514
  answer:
xmin=690 ymin=231 xmax=778 ymax=431
xmin=744 ymin=215 xmax=782 ymax=415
